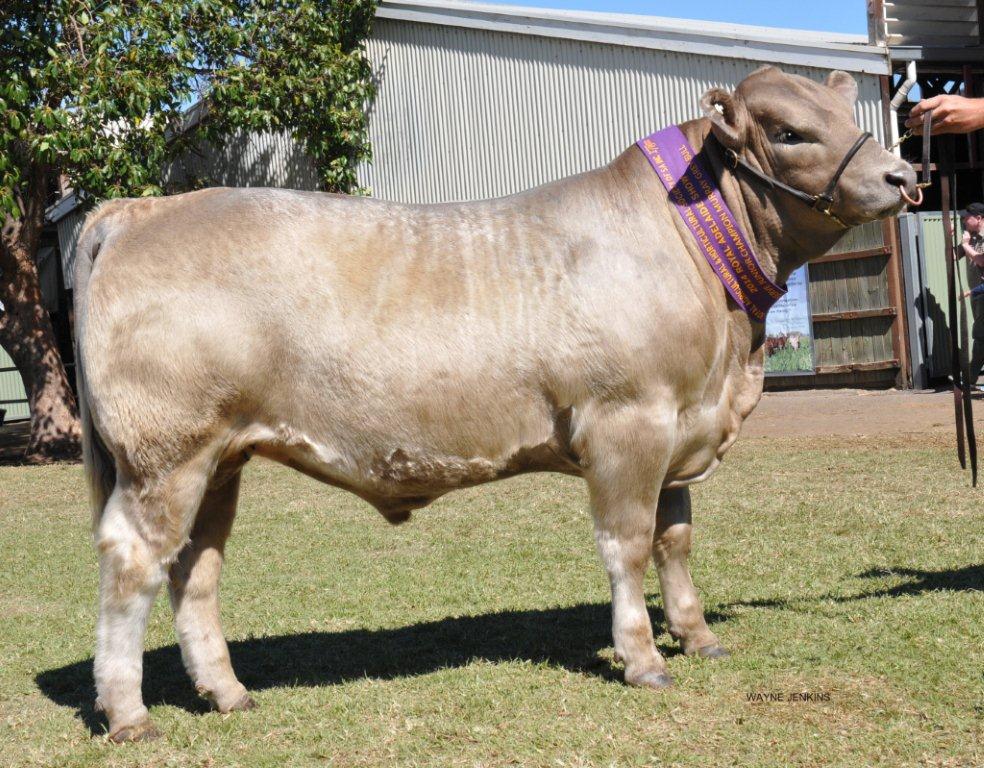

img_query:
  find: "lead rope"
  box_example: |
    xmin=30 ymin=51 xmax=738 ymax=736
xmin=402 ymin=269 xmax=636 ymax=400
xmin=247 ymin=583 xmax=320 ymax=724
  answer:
xmin=936 ymin=111 xmax=978 ymax=486
xmin=940 ymin=131 xmax=967 ymax=475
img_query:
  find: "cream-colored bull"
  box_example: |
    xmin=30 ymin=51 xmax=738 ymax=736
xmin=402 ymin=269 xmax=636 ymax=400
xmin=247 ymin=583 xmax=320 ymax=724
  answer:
xmin=74 ymin=67 xmax=917 ymax=741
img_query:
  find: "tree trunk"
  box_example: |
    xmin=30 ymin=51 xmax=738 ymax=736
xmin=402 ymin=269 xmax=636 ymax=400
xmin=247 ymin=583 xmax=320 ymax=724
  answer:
xmin=0 ymin=178 xmax=81 ymax=463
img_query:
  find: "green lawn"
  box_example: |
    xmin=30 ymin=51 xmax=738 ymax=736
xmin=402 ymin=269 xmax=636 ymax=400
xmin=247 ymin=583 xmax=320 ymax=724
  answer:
xmin=0 ymin=436 xmax=981 ymax=767
xmin=763 ymin=344 xmax=814 ymax=373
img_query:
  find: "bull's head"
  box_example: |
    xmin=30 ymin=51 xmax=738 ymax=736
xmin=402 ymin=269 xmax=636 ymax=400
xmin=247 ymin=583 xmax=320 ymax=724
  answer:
xmin=699 ymin=66 xmax=917 ymax=235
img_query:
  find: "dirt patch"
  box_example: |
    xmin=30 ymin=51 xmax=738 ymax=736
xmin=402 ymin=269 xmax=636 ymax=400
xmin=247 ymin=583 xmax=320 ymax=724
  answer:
xmin=745 ymin=388 xmax=984 ymax=439
xmin=0 ymin=421 xmax=30 ymax=465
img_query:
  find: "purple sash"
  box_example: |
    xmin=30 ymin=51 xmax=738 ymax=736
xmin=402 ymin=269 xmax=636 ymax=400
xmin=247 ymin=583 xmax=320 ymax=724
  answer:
xmin=636 ymin=126 xmax=785 ymax=322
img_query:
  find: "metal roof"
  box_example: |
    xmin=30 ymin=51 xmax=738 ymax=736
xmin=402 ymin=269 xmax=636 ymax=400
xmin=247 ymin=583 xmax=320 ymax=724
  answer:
xmin=871 ymin=0 xmax=984 ymax=62
xmin=378 ymin=0 xmax=890 ymax=74
xmin=880 ymin=0 xmax=980 ymax=49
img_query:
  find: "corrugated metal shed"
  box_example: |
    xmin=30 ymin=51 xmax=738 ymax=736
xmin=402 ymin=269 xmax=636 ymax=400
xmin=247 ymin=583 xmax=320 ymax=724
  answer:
xmin=55 ymin=209 xmax=85 ymax=291
xmin=163 ymin=130 xmax=321 ymax=194
xmin=377 ymin=0 xmax=887 ymax=72
xmin=0 ymin=347 xmax=29 ymax=422
xmin=359 ymin=16 xmax=887 ymax=203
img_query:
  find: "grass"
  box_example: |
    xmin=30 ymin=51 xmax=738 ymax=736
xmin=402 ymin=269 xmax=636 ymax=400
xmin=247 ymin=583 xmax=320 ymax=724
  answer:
xmin=0 ymin=434 xmax=981 ymax=767
xmin=764 ymin=344 xmax=814 ymax=373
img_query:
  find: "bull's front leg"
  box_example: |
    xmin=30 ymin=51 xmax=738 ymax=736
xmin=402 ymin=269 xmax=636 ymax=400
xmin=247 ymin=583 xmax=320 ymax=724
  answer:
xmin=653 ymin=487 xmax=728 ymax=658
xmin=583 ymin=410 xmax=673 ymax=688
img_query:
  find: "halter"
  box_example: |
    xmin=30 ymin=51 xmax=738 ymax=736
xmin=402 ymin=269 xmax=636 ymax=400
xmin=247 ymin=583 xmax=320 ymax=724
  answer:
xmin=722 ymin=132 xmax=873 ymax=229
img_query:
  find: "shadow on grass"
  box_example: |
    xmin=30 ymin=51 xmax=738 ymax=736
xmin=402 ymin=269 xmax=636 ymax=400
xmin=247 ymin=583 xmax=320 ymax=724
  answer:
xmin=855 ymin=564 xmax=983 ymax=596
xmin=722 ymin=563 xmax=983 ymax=611
xmin=35 ymin=601 xmax=729 ymax=736
xmin=37 ymin=564 xmax=980 ymax=735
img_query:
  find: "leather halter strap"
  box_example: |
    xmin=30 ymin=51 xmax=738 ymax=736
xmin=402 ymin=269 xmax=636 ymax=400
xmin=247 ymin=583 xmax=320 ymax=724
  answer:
xmin=722 ymin=131 xmax=873 ymax=228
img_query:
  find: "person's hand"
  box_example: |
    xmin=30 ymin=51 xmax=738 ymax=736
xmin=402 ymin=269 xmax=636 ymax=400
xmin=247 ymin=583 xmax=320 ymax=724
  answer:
xmin=963 ymin=289 xmax=973 ymax=300
xmin=906 ymin=95 xmax=984 ymax=135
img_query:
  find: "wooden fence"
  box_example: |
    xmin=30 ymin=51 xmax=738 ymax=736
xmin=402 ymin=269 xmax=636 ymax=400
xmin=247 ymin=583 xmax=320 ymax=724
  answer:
xmin=768 ymin=219 xmax=907 ymax=389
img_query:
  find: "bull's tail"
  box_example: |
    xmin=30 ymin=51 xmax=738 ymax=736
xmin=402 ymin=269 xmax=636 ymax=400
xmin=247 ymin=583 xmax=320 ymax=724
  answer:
xmin=74 ymin=202 xmax=128 ymax=527
xmin=77 ymin=353 xmax=115 ymax=529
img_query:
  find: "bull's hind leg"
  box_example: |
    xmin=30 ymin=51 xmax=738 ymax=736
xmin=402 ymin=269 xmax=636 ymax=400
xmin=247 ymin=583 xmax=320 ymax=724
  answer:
xmin=584 ymin=411 xmax=672 ymax=688
xmin=652 ymin=487 xmax=727 ymax=658
xmin=94 ymin=460 xmax=213 ymax=742
xmin=168 ymin=469 xmax=254 ymax=713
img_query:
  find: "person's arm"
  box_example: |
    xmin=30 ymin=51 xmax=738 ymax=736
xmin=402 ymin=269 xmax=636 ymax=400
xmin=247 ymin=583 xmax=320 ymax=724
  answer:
xmin=959 ymin=231 xmax=975 ymax=260
xmin=906 ymin=94 xmax=984 ymax=135
xmin=962 ymin=283 xmax=984 ymax=299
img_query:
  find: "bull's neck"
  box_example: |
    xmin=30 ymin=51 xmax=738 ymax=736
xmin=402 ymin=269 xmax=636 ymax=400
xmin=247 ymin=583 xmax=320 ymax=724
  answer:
xmin=675 ymin=118 xmax=845 ymax=287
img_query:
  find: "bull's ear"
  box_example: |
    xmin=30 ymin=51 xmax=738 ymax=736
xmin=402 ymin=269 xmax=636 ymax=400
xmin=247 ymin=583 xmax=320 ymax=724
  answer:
xmin=825 ymin=70 xmax=858 ymax=107
xmin=700 ymin=87 xmax=745 ymax=151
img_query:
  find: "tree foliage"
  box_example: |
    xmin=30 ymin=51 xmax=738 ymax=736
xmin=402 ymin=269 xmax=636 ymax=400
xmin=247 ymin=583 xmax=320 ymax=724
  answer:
xmin=0 ymin=0 xmax=377 ymax=462
xmin=0 ymin=0 xmax=378 ymax=213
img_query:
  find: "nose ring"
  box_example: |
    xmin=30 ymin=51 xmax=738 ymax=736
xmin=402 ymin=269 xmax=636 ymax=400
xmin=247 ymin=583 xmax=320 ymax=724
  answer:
xmin=900 ymin=185 xmax=923 ymax=206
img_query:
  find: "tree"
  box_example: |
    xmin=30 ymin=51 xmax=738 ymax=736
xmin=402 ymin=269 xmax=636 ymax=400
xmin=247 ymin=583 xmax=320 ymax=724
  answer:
xmin=0 ymin=0 xmax=377 ymax=462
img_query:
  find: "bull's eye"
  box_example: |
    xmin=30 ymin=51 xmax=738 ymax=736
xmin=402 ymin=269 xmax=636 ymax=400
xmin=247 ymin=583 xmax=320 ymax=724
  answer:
xmin=777 ymin=129 xmax=805 ymax=145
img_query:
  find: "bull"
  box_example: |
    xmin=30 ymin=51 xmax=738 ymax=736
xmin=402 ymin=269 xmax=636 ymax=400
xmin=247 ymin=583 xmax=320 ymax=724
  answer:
xmin=74 ymin=66 xmax=917 ymax=741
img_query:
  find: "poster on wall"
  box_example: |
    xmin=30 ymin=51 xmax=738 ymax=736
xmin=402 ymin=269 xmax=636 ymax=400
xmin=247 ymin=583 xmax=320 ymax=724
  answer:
xmin=764 ymin=265 xmax=815 ymax=375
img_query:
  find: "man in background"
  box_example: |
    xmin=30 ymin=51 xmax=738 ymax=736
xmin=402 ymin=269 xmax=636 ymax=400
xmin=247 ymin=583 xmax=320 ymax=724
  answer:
xmin=958 ymin=203 xmax=984 ymax=388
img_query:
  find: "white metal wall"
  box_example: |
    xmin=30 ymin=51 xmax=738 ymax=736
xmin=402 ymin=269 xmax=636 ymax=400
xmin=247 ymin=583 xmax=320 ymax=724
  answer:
xmin=163 ymin=129 xmax=321 ymax=193
xmin=358 ymin=18 xmax=888 ymax=205
xmin=57 ymin=210 xmax=85 ymax=290
xmin=0 ymin=347 xmax=29 ymax=422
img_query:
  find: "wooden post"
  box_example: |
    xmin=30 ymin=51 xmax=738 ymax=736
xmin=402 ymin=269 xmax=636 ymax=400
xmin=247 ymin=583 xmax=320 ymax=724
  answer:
xmin=964 ymin=65 xmax=977 ymax=167
xmin=867 ymin=0 xmax=886 ymax=46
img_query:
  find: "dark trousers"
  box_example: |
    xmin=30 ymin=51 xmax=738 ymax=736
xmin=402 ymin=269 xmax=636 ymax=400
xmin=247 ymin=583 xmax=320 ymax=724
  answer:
xmin=971 ymin=297 xmax=984 ymax=384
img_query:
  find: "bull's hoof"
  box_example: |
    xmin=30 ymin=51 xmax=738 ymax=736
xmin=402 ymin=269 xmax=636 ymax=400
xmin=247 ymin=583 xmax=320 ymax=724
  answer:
xmin=108 ymin=719 xmax=162 ymax=743
xmin=625 ymin=670 xmax=674 ymax=689
xmin=690 ymin=643 xmax=730 ymax=660
xmin=198 ymin=683 xmax=256 ymax=713
xmin=223 ymin=692 xmax=257 ymax=713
